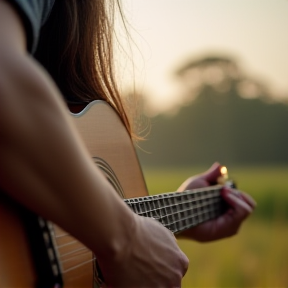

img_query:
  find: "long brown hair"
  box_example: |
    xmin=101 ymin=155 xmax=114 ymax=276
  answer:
xmin=34 ymin=0 xmax=133 ymax=137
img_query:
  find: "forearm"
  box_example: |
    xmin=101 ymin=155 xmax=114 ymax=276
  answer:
xmin=0 ymin=51 xmax=135 ymax=259
xmin=0 ymin=3 xmax=191 ymax=286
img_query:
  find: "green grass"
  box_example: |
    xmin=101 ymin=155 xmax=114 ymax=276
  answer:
xmin=180 ymin=220 xmax=288 ymax=288
xmin=142 ymin=165 xmax=288 ymax=221
xmin=141 ymin=165 xmax=288 ymax=287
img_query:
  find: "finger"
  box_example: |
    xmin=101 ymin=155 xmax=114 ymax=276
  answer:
xmin=180 ymin=251 xmax=189 ymax=276
xmin=168 ymin=228 xmax=177 ymax=241
xmin=222 ymin=188 xmax=253 ymax=219
xmin=230 ymin=189 xmax=257 ymax=209
xmin=150 ymin=217 xmax=178 ymax=241
xmin=239 ymin=192 xmax=257 ymax=209
xmin=177 ymin=176 xmax=207 ymax=191
xmin=203 ymin=162 xmax=222 ymax=184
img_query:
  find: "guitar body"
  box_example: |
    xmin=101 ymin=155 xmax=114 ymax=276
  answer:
xmin=0 ymin=100 xmax=147 ymax=288
xmin=71 ymin=100 xmax=147 ymax=199
xmin=0 ymin=100 xmax=227 ymax=287
xmin=0 ymin=195 xmax=36 ymax=287
xmin=54 ymin=101 xmax=148 ymax=288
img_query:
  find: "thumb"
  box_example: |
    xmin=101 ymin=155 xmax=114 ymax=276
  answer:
xmin=202 ymin=162 xmax=222 ymax=185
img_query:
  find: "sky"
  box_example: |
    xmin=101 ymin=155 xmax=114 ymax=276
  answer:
xmin=117 ymin=0 xmax=288 ymax=113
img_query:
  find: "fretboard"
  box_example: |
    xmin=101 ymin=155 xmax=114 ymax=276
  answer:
xmin=124 ymin=185 xmax=228 ymax=234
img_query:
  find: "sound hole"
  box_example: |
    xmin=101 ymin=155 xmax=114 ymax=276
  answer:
xmin=93 ymin=157 xmax=125 ymax=198
xmin=92 ymin=157 xmax=124 ymax=286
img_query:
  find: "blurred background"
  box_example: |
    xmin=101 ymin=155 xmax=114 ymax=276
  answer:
xmin=117 ymin=1 xmax=288 ymax=287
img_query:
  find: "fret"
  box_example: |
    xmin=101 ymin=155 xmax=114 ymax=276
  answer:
xmin=149 ymin=196 xmax=160 ymax=219
xmin=169 ymin=197 xmax=224 ymax=233
xmin=157 ymin=195 xmax=165 ymax=218
xmin=141 ymin=201 xmax=149 ymax=217
xmin=162 ymin=198 xmax=214 ymax=232
xmin=138 ymin=201 xmax=146 ymax=215
xmin=162 ymin=194 xmax=173 ymax=226
xmin=124 ymin=185 xmax=227 ymax=234
xmin=126 ymin=196 xmax=161 ymax=219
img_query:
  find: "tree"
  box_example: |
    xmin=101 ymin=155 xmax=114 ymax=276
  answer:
xmin=137 ymin=55 xmax=288 ymax=167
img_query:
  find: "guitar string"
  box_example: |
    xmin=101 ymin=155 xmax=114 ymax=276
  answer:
xmin=56 ymin=240 xmax=78 ymax=248
xmin=53 ymin=190 xmax=225 ymax=269
xmin=55 ymin=198 xmax=220 ymax=258
xmin=126 ymin=192 xmax=223 ymax=222
xmin=132 ymin=195 xmax=222 ymax=217
xmin=62 ymin=257 xmax=97 ymax=273
xmin=53 ymin=194 xmax=220 ymax=241
xmin=142 ymin=197 xmax=222 ymax=221
xmin=60 ymin=202 xmax=215 ymax=274
xmin=54 ymin=193 xmax=223 ymax=242
xmin=124 ymin=187 xmax=222 ymax=208
xmin=95 ymin=163 xmax=223 ymax=222
xmin=136 ymin=189 xmax=222 ymax=211
xmin=125 ymin=187 xmax=223 ymax=216
xmin=53 ymin=187 xmax=221 ymax=240
xmin=56 ymin=199 xmax=225 ymax=273
xmin=134 ymin=201 xmax=221 ymax=230
xmin=53 ymin=197 xmax=224 ymax=260
xmin=60 ymin=219 xmax=219 ymax=273
xmin=49 ymin=121 xmax=224 ymax=273
xmin=162 ymin=200 xmax=223 ymax=233
xmin=59 ymin=246 xmax=89 ymax=257
xmin=165 ymin=205 xmax=222 ymax=233
xmin=60 ymin=249 xmax=91 ymax=263
xmin=157 ymin=197 xmax=222 ymax=221
xmin=55 ymin=232 xmax=69 ymax=238
xmin=126 ymin=194 xmax=225 ymax=233
xmin=129 ymin=185 xmax=222 ymax=201
xmin=59 ymin=201 xmax=221 ymax=272
xmin=53 ymin=191 xmax=221 ymax=241
xmin=160 ymin=200 xmax=222 ymax=229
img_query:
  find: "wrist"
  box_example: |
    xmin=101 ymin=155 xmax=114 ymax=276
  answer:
xmin=92 ymin=198 xmax=137 ymax=262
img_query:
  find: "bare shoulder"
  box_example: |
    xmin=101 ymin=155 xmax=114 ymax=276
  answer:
xmin=0 ymin=0 xmax=26 ymax=55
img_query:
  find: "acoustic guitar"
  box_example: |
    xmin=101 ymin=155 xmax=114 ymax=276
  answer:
xmin=0 ymin=101 xmax=229 ymax=288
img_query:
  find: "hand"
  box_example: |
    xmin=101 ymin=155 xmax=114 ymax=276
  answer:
xmin=98 ymin=214 xmax=189 ymax=287
xmin=177 ymin=163 xmax=256 ymax=242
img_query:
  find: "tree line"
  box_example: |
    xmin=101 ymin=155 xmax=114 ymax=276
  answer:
xmin=136 ymin=56 xmax=288 ymax=167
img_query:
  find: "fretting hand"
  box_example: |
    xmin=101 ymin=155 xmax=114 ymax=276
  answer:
xmin=177 ymin=163 xmax=256 ymax=242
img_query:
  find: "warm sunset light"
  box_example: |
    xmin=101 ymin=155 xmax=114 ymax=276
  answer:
xmin=120 ymin=0 xmax=288 ymax=114
xmin=220 ymin=166 xmax=228 ymax=179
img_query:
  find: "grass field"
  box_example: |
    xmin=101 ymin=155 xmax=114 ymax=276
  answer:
xmin=141 ymin=165 xmax=288 ymax=288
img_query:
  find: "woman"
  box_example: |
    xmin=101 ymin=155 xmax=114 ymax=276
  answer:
xmin=0 ymin=0 xmax=255 ymax=287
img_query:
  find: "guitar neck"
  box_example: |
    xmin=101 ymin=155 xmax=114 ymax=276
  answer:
xmin=124 ymin=185 xmax=228 ymax=234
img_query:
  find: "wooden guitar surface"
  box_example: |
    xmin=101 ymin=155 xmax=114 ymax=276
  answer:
xmin=0 ymin=195 xmax=36 ymax=287
xmin=0 ymin=101 xmax=227 ymax=287
xmin=55 ymin=101 xmax=148 ymax=287
xmin=0 ymin=101 xmax=147 ymax=288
